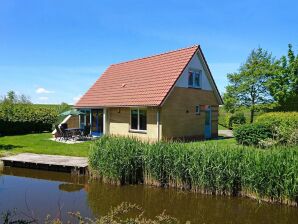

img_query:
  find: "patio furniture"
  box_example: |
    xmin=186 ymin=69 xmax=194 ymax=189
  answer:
xmin=80 ymin=125 xmax=91 ymax=140
xmin=65 ymin=128 xmax=84 ymax=140
xmin=54 ymin=125 xmax=63 ymax=141
xmin=60 ymin=125 xmax=72 ymax=141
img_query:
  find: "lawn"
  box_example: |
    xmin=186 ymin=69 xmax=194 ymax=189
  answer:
xmin=0 ymin=133 xmax=92 ymax=157
xmin=0 ymin=133 xmax=236 ymax=158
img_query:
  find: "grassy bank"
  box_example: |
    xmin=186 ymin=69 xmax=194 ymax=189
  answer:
xmin=0 ymin=133 xmax=91 ymax=157
xmin=89 ymin=136 xmax=298 ymax=206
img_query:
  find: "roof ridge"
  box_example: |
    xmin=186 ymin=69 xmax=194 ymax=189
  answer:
xmin=110 ymin=45 xmax=199 ymax=66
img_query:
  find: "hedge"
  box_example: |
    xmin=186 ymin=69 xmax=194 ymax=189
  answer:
xmin=89 ymin=136 xmax=298 ymax=205
xmin=0 ymin=103 xmax=58 ymax=135
xmin=233 ymin=123 xmax=273 ymax=146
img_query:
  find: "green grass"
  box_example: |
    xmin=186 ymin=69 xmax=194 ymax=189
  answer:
xmin=0 ymin=133 xmax=92 ymax=157
xmin=0 ymin=133 xmax=236 ymax=158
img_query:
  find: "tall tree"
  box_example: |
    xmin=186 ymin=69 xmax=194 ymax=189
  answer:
xmin=224 ymin=48 xmax=274 ymax=123
xmin=267 ymin=44 xmax=298 ymax=110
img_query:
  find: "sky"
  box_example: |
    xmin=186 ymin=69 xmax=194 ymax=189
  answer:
xmin=0 ymin=0 xmax=297 ymax=104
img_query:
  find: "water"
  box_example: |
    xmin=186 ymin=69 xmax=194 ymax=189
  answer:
xmin=0 ymin=167 xmax=297 ymax=223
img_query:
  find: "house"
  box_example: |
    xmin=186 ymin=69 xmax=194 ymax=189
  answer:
xmin=73 ymin=45 xmax=223 ymax=141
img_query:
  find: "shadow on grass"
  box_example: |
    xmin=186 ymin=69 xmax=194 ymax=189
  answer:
xmin=0 ymin=144 xmax=24 ymax=150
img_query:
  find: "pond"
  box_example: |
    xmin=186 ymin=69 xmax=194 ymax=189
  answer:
xmin=0 ymin=167 xmax=297 ymax=223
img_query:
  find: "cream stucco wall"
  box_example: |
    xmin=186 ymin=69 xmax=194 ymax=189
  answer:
xmin=108 ymin=107 xmax=160 ymax=141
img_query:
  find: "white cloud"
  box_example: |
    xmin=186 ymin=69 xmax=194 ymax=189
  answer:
xmin=38 ymin=96 xmax=49 ymax=101
xmin=36 ymin=87 xmax=54 ymax=94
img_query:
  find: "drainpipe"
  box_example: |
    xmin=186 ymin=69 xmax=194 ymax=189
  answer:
xmin=103 ymin=108 xmax=106 ymax=135
xmin=157 ymin=109 xmax=160 ymax=141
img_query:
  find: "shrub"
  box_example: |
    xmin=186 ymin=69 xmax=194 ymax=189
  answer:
xmin=89 ymin=136 xmax=298 ymax=205
xmin=256 ymin=112 xmax=298 ymax=145
xmin=0 ymin=103 xmax=59 ymax=135
xmin=233 ymin=123 xmax=273 ymax=146
xmin=226 ymin=112 xmax=246 ymax=129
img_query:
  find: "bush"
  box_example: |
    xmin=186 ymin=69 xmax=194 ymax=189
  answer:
xmin=0 ymin=103 xmax=59 ymax=135
xmin=256 ymin=112 xmax=298 ymax=145
xmin=233 ymin=123 xmax=273 ymax=146
xmin=226 ymin=112 xmax=246 ymax=129
xmin=89 ymin=136 xmax=298 ymax=205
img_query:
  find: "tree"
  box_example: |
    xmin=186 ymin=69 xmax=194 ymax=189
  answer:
xmin=1 ymin=91 xmax=31 ymax=104
xmin=224 ymin=48 xmax=274 ymax=123
xmin=267 ymin=44 xmax=298 ymax=110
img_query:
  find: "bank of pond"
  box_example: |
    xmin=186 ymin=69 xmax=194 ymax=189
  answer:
xmin=89 ymin=136 xmax=298 ymax=206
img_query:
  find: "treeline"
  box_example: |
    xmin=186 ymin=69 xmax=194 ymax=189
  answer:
xmin=0 ymin=91 xmax=71 ymax=135
xmin=89 ymin=136 xmax=298 ymax=206
xmin=224 ymin=44 xmax=298 ymax=123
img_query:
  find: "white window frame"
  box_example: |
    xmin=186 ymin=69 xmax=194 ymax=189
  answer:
xmin=195 ymin=105 xmax=200 ymax=115
xmin=130 ymin=108 xmax=147 ymax=133
xmin=188 ymin=70 xmax=202 ymax=88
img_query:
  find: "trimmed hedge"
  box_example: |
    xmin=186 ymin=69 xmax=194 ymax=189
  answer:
xmin=233 ymin=123 xmax=273 ymax=146
xmin=0 ymin=103 xmax=58 ymax=135
xmin=89 ymin=136 xmax=298 ymax=205
xmin=234 ymin=112 xmax=298 ymax=146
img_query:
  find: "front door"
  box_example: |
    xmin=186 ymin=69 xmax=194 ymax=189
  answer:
xmin=91 ymin=109 xmax=103 ymax=137
xmin=204 ymin=106 xmax=212 ymax=139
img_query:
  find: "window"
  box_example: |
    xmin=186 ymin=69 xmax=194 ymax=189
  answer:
xmin=188 ymin=70 xmax=201 ymax=88
xmin=131 ymin=108 xmax=147 ymax=131
xmin=195 ymin=105 xmax=200 ymax=114
xmin=188 ymin=72 xmax=193 ymax=86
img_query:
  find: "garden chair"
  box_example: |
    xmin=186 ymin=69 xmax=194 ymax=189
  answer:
xmin=54 ymin=125 xmax=63 ymax=141
xmin=59 ymin=125 xmax=72 ymax=141
xmin=80 ymin=125 xmax=91 ymax=141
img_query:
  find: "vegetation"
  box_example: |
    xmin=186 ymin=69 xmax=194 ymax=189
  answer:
xmin=0 ymin=133 xmax=91 ymax=157
xmin=223 ymin=44 xmax=298 ymax=123
xmin=0 ymin=91 xmax=71 ymax=136
xmin=2 ymin=203 xmax=182 ymax=224
xmin=234 ymin=123 xmax=273 ymax=146
xmin=234 ymin=112 xmax=298 ymax=147
xmin=225 ymin=112 xmax=246 ymax=129
xmin=89 ymin=136 xmax=298 ymax=205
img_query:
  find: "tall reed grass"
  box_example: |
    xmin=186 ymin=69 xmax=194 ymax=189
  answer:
xmin=89 ymin=136 xmax=298 ymax=205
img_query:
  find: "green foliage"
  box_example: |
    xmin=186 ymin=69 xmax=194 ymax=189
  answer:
xmin=0 ymin=103 xmax=58 ymax=135
xmin=267 ymin=44 xmax=298 ymax=110
xmin=225 ymin=112 xmax=246 ymax=129
xmin=233 ymin=123 xmax=273 ymax=146
xmin=224 ymin=48 xmax=274 ymax=123
xmin=89 ymin=136 xmax=298 ymax=204
xmin=89 ymin=136 xmax=144 ymax=184
xmin=256 ymin=112 xmax=298 ymax=145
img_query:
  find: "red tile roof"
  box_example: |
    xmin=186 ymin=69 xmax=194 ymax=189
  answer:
xmin=75 ymin=45 xmax=198 ymax=107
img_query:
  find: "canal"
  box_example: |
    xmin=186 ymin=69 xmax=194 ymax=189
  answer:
xmin=0 ymin=167 xmax=297 ymax=223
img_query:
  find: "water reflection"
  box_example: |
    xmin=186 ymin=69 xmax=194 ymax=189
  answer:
xmin=0 ymin=167 xmax=297 ymax=224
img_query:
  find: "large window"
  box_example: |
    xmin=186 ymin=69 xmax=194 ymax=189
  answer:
xmin=188 ymin=70 xmax=202 ymax=88
xmin=131 ymin=108 xmax=147 ymax=131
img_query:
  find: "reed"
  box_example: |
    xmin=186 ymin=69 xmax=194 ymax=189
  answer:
xmin=89 ymin=136 xmax=298 ymax=205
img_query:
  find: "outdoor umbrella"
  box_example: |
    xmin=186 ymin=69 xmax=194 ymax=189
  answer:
xmin=59 ymin=109 xmax=85 ymax=116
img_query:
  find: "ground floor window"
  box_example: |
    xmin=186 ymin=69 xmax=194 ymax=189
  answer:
xmin=130 ymin=108 xmax=147 ymax=131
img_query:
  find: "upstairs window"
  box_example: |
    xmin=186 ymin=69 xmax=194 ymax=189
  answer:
xmin=131 ymin=108 xmax=147 ymax=132
xmin=188 ymin=70 xmax=202 ymax=88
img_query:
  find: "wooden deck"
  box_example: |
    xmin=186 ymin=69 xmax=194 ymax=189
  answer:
xmin=0 ymin=153 xmax=88 ymax=174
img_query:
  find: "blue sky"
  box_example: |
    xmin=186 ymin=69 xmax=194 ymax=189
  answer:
xmin=0 ymin=0 xmax=297 ymax=104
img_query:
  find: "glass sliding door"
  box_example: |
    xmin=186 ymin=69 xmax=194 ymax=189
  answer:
xmin=91 ymin=109 xmax=103 ymax=136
